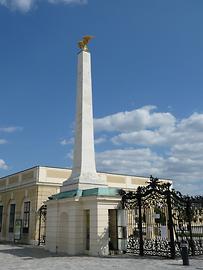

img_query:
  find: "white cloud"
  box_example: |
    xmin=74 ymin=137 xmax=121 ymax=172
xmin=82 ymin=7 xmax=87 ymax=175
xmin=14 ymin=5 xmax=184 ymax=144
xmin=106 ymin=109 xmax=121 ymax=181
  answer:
xmin=0 ymin=0 xmax=87 ymax=12
xmin=178 ymin=113 xmax=203 ymax=132
xmin=95 ymin=136 xmax=107 ymax=145
xmin=96 ymin=147 xmax=203 ymax=195
xmin=0 ymin=126 xmax=22 ymax=172
xmin=94 ymin=106 xmax=203 ymax=194
xmin=94 ymin=106 xmax=176 ymax=133
xmin=48 ymin=0 xmax=87 ymax=4
xmin=66 ymin=150 xmax=73 ymax=160
xmin=0 ymin=139 xmax=7 ymax=144
xmin=0 ymin=159 xmax=8 ymax=170
xmin=0 ymin=126 xmax=23 ymax=133
xmin=60 ymin=138 xmax=74 ymax=145
xmin=0 ymin=0 xmax=34 ymax=12
xmin=61 ymin=135 xmax=107 ymax=146
xmin=96 ymin=148 xmax=165 ymax=177
xmin=112 ymin=130 xmax=167 ymax=146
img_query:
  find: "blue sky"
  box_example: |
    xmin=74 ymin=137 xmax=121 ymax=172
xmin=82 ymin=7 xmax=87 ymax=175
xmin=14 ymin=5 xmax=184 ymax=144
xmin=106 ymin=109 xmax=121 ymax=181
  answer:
xmin=0 ymin=0 xmax=203 ymax=194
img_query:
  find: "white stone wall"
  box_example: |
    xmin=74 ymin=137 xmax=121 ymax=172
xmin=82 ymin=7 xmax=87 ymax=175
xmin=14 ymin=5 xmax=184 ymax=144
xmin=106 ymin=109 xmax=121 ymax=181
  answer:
xmin=46 ymin=199 xmax=84 ymax=255
xmin=46 ymin=196 xmax=121 ymax=256
xmin=89 ymin=201 xmax=118 ymax=256
xmin=45 ymin=201 xmax=58 ymax=253
xmin=38 ymin=167 xmax=70 ymax=186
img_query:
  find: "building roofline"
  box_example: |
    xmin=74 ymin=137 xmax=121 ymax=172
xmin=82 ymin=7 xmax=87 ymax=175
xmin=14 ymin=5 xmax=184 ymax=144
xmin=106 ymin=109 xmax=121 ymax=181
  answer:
xmin=0 ymin=164 xmax=172 ymax=181
xmin=99 ymin=170 xmax=172 ymax=181
xmin=0 ymin=165 xmax=40 ymax=180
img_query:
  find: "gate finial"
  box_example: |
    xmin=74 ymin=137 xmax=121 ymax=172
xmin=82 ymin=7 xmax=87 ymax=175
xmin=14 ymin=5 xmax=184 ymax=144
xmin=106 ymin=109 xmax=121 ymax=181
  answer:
xmin=148 ymin=175 xmax=160 ymax=188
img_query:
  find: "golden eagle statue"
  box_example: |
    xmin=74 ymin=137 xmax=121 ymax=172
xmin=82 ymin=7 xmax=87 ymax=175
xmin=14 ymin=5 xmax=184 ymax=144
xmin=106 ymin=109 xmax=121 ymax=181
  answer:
xmin=78 ymin=35 xmax=94 ymax=52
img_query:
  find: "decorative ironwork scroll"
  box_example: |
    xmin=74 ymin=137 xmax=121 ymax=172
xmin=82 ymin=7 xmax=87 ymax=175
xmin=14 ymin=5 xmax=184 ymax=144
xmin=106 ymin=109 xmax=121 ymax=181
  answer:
xmin=38 ymin=204 xmax=47 ymax=246
xmin=120 ymin=176 xmax=203 ymax=258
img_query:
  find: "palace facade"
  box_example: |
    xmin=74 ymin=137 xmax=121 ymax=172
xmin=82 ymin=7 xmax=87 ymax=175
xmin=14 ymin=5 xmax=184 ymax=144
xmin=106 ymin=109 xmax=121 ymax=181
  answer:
xmin=0 ymin=165 xmax=154 ymax=245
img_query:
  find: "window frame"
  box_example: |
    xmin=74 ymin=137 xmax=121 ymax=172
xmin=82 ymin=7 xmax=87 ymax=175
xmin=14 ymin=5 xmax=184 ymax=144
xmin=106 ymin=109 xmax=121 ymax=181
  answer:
xmin=0 ymin=205 xmax=3 ymax=232
xmin=9 ymin=204 xmax=16 ymax=233
xmin=23 ymin=201 xmax=30 ymax=234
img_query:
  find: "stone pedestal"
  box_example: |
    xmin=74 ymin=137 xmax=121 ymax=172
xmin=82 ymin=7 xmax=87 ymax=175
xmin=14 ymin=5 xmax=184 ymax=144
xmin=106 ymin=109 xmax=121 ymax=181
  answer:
xmin=46 ymin=188 xmax=121 ymax=256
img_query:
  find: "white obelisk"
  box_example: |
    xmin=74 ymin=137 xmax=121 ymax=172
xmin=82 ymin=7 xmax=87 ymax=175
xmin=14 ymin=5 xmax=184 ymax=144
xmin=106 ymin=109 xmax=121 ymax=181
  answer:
xmin=62 ymin=37 xmax=107 ymax=191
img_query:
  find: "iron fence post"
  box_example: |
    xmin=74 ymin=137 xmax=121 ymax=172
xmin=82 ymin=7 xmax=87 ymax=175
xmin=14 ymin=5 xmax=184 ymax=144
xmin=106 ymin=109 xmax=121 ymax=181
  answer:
xmin=38 ymin=208 xmax=42 ymax=246
xmin=137 ymin=188 xmax=144 ymax=256
xmin=166 ymin=190 xmax=176 ymax=259
xmin=186 ymin=199 xmax=195 ymax=256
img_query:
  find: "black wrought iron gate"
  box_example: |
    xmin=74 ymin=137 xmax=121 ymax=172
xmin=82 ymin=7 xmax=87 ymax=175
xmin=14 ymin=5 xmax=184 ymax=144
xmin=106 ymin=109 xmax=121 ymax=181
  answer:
xmin=120 ymin=176 xmax=203 ymax=258
xmin=38 ymin=204 xmax=47 ymax=245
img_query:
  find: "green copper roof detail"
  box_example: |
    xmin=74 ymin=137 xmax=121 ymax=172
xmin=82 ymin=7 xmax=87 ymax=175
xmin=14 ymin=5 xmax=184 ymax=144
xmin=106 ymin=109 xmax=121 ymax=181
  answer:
xmin=48 ymin=187 xmax=120 ymax=201
xmin=49 ymin=189 xmax=80 ymax=200
xmin=82 ymin=187 xmax=120 ymax=197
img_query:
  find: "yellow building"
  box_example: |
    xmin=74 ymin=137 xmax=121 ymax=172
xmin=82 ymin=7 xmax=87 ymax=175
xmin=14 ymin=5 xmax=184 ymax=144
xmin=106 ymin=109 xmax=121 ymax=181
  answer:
xmin=0 ymin=165 xmax=153 ymax=245
xmin=0 ymin=166 xmax=70 ymax=244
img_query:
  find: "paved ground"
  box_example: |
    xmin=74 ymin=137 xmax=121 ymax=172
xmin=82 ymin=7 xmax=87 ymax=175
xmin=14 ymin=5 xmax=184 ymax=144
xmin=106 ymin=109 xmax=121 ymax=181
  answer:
xmin=0 ymin=243 xmax=202 ymax=270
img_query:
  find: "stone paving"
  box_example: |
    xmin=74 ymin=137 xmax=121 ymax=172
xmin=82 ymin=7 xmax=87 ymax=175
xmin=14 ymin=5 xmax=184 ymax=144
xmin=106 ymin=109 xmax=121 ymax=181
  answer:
xmin=0 ymin=243 xmax=202 ymax=270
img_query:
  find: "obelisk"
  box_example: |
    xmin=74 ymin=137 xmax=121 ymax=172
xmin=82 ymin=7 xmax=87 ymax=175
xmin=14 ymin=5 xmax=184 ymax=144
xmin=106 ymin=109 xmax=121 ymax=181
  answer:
xmin=62 ymin=36 xmax=107 ymax=191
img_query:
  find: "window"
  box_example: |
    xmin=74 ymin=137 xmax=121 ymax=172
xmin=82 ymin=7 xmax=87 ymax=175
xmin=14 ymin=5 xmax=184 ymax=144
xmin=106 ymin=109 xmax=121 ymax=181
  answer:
xmin=9 ymin=204 xmax=15 ymax=233
xmin=0 ymin=206 xmax=3 ymax=232
xmin=23 ymin=202 xmax=30 ymax=233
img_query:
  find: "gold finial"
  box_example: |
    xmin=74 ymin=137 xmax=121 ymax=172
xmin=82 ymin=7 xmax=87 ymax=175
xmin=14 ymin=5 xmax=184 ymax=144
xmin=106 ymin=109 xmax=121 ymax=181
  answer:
xmin=78 ymin=35 xmax=94 ymax=52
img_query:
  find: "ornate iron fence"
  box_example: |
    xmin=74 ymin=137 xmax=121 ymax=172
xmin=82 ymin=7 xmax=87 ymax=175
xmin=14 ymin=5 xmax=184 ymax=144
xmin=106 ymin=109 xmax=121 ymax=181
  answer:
xmin=120 ymin=176 xmax=203 ymax=258
xmin=38 ymin=204 xmax=47 ymax=246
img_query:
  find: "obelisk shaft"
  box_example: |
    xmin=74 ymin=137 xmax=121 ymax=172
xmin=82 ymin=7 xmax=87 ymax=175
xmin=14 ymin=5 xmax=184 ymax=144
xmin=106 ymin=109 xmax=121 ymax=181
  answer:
xmin=61 ymin=49 xmax=107 ymax=191
xmin=71 ymin=50 xmax=98 ymax=181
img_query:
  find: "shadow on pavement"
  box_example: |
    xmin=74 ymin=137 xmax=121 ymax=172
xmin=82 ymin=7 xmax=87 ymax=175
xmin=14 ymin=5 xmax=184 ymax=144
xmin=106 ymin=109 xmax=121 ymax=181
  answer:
xmin=0 ymin=243 xmax=203 ymax=264
xmin=0 ymin=243 xmax=64 ymax=259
